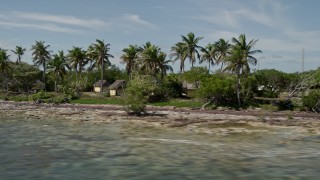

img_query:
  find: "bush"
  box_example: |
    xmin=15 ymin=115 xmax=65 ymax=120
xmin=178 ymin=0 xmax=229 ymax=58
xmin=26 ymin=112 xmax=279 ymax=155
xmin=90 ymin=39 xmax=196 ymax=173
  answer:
xmin=253 ymin=69 xmax=292 ymax=98
xmin=101 ymin=91 xmax=110 ymax=97
xmin=302 ymin=90 xmax=320 ymax=112
xmin=123 ymin=74 xmax=157 ymax=115
xmin=196 ymin=74 xmax=237 ymax=106
xmin=12 ymin=96 xmax=29 ymax=102
xmin=28 ymin=91 xmax=52 ymax=102
xmin=274 ymin=100 xmax=293 ymax=111
xmin=51 ymin=95 xmax=69 ymax=104
xmin=60 ymin=80 xmax=85 ymax=100
xmin=161 ymin=74 xmax=183 ymax=98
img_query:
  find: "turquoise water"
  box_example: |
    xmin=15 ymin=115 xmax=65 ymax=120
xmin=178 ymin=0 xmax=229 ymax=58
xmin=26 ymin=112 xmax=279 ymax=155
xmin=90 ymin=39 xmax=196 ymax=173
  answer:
xmin=0 ymin=117 xmax=320 ymax=179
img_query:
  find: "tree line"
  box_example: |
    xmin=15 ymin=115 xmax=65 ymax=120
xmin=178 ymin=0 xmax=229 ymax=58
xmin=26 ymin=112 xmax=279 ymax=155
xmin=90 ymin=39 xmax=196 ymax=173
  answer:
xmin=1 ymin=32 xmax=319 ymax=112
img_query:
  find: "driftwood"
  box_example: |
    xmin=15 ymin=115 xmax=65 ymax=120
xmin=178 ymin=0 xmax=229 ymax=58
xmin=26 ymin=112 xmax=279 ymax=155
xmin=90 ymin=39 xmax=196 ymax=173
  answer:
xmin=201 ymin=97 xmax=214 ymax=110
xmin=312 ymin=99 xmax=320 ymax=113
xmin=286 ymin=71 xmax=319 ymax=101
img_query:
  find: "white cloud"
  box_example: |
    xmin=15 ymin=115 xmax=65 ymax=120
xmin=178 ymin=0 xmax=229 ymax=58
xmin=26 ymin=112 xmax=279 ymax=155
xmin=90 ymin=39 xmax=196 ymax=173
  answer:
xmin=0 ymin=20 xmax=80 ymax=33
xmin=192 ymin=0 xmax=289 ymax=29
xmin=121 ymin=13 xmax=156 ymax=29
xmin=257 ymin=29 xmax=320 ymax=52
xmin=192 ymin=11 xmax=239 ymax=28
xmin=234 ymin=9 xmax=276 ymax=28
xmin=207 ymin=30 xmax=238 ymax=40
xmin=194 ymin=8 xmax=276 ymax=29
xmin=0 ymin=11 xmax=109 ymax=33
xmin=12 ymin=12 xmax=107 ymax=29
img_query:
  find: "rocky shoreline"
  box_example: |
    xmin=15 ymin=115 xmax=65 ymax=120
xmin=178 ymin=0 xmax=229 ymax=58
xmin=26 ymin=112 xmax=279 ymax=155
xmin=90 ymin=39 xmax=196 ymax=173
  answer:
xmin=1 ymin=101 xmax=320 ymax=135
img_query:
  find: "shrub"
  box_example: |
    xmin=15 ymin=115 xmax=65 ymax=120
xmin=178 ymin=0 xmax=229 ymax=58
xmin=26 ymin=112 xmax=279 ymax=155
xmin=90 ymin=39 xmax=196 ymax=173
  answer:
xmin=11 ymin=95 xmax=29 ymax=102
xmin=161 ymin=75 xmax=183 ymax=98
xmin=196 ymin=74 xmax=237 ymax=106
xmin=51 ymin=95 xmax=69 ymax=104
xmin=123 ymin=74 xmax=157 ymax=115
xmin=274 ymin=100 xmax=293 ymax=111
xmin=302 ymin=89 xmax=320 ymax=112
xmin=60 ymin=80 xmax=85 ymax=100
xmin=28 ymin=91 xmax=52 ymax=102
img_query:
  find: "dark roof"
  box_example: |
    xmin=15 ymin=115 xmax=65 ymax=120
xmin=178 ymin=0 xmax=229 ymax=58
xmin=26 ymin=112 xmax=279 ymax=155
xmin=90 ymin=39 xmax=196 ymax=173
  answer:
xmin=94 ymin=80 xmax=110 ymax=87
xmin=182 ymin=81 xmax=196 ymax=90
xmin=31 ymin=80 xmax=44 ymax=90
xmin=109 ymin=80 xmax=126 ymax=90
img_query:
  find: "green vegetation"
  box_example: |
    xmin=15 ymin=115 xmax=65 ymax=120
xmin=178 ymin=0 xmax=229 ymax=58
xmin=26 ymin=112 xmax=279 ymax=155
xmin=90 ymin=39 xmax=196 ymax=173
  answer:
xmin=151 ymin=99 xmax=202 ymax=108
xmin=1 ymin=33 xmax=320 ymax=114
xmin=122 ymin=74 xmax=158 ymax=114
xmin=302 ymin=90 xmax=320 ymax=112
xmin=71 ymin=97 xmax=123 ymax=105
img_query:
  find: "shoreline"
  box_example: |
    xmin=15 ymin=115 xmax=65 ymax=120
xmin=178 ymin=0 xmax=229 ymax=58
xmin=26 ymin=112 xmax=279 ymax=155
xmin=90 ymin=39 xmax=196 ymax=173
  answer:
xmin=1 ymin=101 xmax=320 ymax=134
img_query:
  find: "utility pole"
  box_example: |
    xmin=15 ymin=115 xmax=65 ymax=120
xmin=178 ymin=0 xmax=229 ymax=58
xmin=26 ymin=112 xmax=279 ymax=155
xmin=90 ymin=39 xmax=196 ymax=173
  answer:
xmin=302 ymin=48 xmax=305 ymax=72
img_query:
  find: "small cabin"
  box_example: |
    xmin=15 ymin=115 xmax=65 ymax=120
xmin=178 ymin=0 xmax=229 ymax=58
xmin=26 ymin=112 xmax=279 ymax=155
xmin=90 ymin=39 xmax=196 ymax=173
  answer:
xmin=109 ymin=80 xmax=126 ymax=96
xmin=31 ymin=80 xmax=44 ymax=93
xmin=93 ymin=80 xmax=110 ymax=93
xmin=182 ymin=81 xmax=196 ymax=97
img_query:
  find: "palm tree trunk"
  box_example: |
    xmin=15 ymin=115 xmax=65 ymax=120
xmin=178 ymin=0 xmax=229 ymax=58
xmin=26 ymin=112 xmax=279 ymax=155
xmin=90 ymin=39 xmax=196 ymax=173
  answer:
xmin=236 ymin=67 xmax=241 ymax=106
xmin=100 ymin=58 xmax=104 ymax=94
xmin=43 ymin=62 xmax=46 ymax=91
xmin=75 ymin=68 xmax=78 ymax=81
xmin=4 ymin=76 xmax=8 ymax=92
xmin=236 ymin=76 xmax=241 ymax=106
xmin=180 ymin=61 xmax=183 ymax=73
xmin=220 ymin=62 xmax=224 ymax=71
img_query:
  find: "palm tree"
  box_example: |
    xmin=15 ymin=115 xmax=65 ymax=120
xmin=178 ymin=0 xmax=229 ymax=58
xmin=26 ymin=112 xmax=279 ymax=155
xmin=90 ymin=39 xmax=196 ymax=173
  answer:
xmin=11 ymin=46 xmax=26 ymax=64
xmin=0 ymin=49 xmax=12 ymax=91
xmin=48 ymin=51 xmax=68 ymax=91
xmin=138 ymin=43 xmax=159 ymax=76
xmin=181 ymin=32 xmax=203 ymax=68
xmin=224 ymin=34 xmax=262 ymax=105
xmin=156 ymin=52 xmax=173 ymax=79
xmin=87 ymin=39 xmax=114 ymax=94
xmin=31 ymin=41 xmax=51 ymax=91
xmin=170 ymin=42 xmax=187 ymax=73
xmin=200 ymin=43 xmax=216 ymax=71
xmin=120 ymin=44 xmax=140 ymax=77
xmin=68 ymin=47 xmax=87 ymax=81
xmin=139 ymin=42 xmax=172 ymax=79
xmin=214 ymin=38 xmax=231 ymax=70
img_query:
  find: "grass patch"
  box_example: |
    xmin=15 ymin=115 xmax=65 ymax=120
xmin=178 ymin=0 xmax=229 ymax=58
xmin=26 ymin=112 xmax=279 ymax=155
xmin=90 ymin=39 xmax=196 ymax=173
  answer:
xmin=70 ymin=97 xmax=123 ymax=105
xmin=72 ymin=97 xmax=202 ymax=108
xmin=259 ymin=104 xmax=278 ymax=111
xmin=0 ymin=94 xmax=29 ymax=102
xmin=150 ymin=99 xmax=202 ymax=108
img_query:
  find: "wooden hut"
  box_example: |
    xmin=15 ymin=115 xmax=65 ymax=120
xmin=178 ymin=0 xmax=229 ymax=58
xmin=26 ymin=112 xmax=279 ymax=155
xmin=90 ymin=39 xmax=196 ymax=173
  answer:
xmin=182 ymin=81 xmax=196 ymax=97
xmin=93 ymin=80 xmax=110 ymax=93
xmin=31 ymin=80 xmax=44 ymax=93
xmin=109 ymin=80 xmax=126 ymax=96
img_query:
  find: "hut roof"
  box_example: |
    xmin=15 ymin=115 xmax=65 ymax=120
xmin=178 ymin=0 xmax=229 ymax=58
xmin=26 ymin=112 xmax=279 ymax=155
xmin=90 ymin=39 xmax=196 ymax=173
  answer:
xmin=94 ymin=80 xmax=110 ymax=87
xmin=182 ymin=81 xmax=196 ymax=90
xmin=31 ymin=80 xmax=44 ymax=90
xmin=109 ymin=80 xmax=126 ymax=90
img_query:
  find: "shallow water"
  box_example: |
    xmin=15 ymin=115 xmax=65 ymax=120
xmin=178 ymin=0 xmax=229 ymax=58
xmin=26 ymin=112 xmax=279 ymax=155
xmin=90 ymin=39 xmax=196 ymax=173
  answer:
xmin=0 ymin=116 xmax=320 ymax=179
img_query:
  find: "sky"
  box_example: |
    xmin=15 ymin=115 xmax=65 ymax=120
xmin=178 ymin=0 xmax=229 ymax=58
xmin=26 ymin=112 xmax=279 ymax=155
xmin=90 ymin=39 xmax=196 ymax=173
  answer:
xmin=0 ymin=0 xmax=320 ymax=73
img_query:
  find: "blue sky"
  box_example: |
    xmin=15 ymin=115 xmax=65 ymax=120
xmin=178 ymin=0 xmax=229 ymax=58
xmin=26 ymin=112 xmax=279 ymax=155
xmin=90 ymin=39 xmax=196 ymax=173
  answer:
xmin=0 ymin=0 xmax=319 ymax=73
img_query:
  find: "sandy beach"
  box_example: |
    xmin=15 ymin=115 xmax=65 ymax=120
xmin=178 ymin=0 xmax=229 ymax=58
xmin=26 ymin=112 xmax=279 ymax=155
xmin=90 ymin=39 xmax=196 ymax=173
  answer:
xmin=1 ymin=101 xmax=320 ymax=135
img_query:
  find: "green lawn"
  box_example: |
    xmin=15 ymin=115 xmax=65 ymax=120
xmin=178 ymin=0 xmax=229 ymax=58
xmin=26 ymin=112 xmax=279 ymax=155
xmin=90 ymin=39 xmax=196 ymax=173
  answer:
xmin=0 ymin=91 xmax=203 ymax=108
xmin=71 ymin=96 xmax=202 ymax=108
xmin=150 ymin=99 xmax=202 ymax=108
xmin=70 ymin=97 xmax=123 ymax=105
